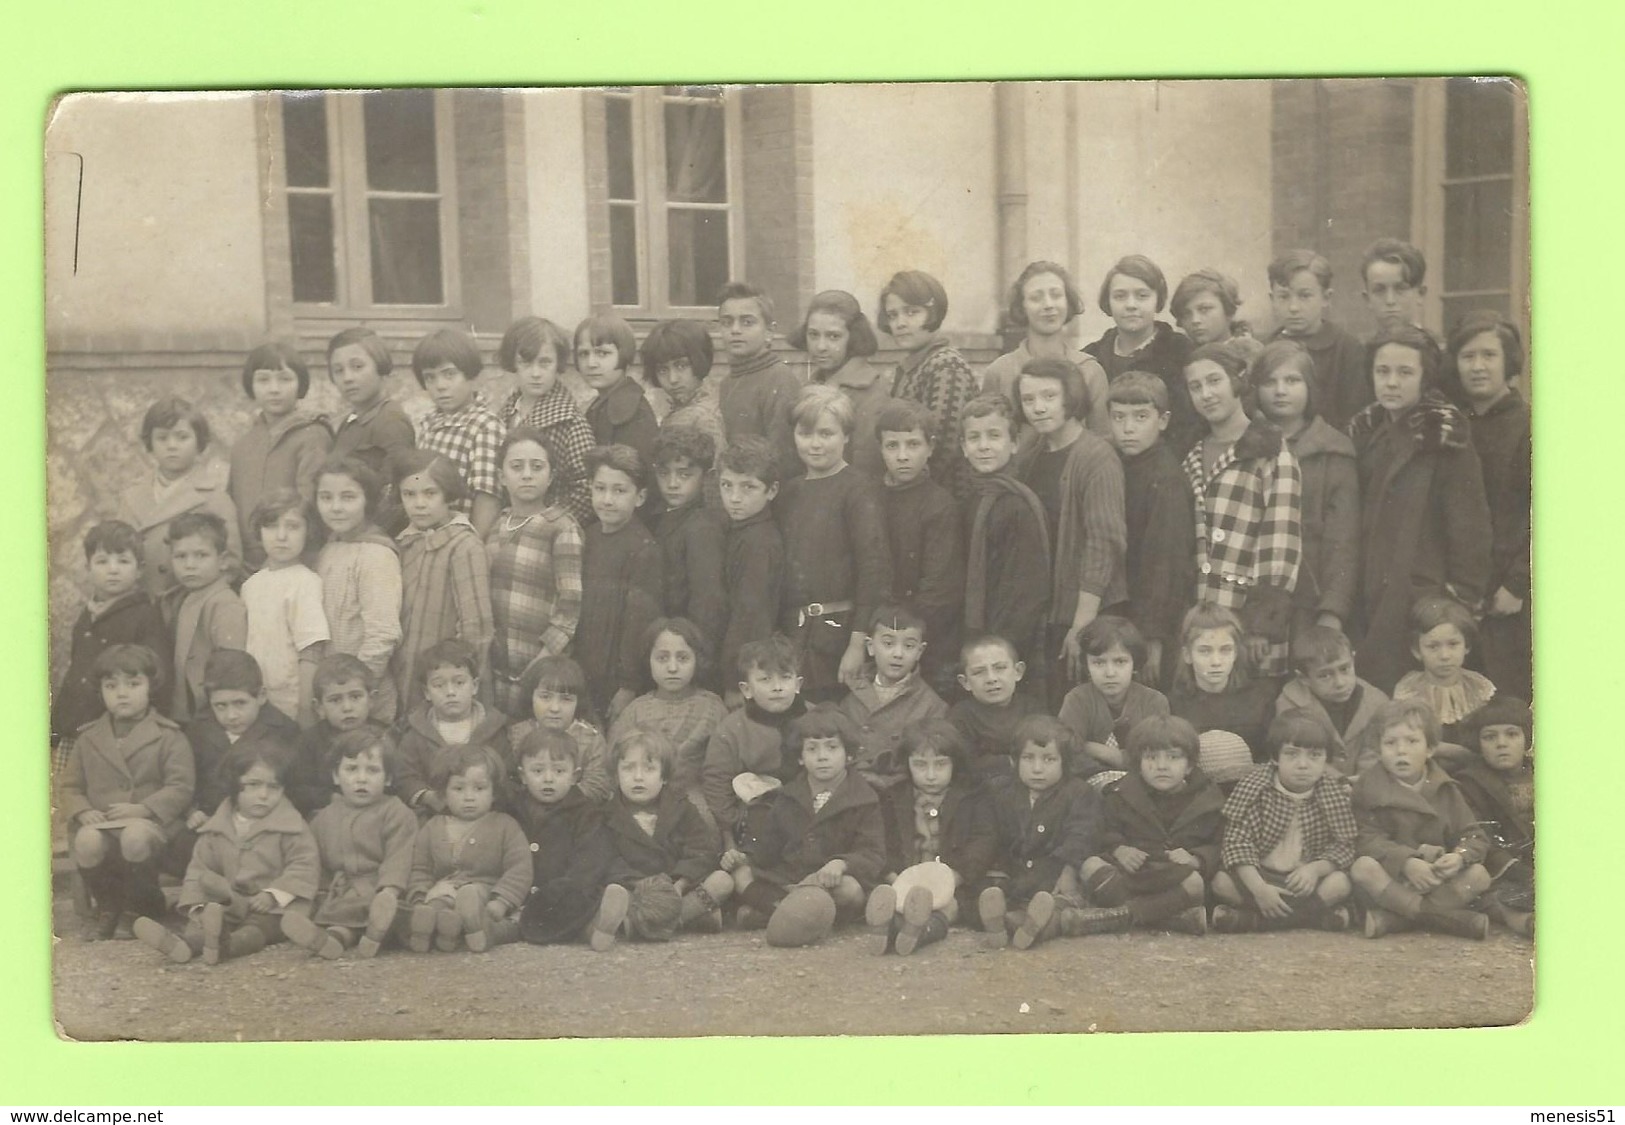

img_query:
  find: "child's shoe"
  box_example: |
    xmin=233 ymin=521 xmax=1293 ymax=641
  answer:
xmin=407 ymin=903 xmax=437 ymax=953
xmin=893 ymin=886 xmax=935 ymax=956
xmin=1058 ymin=904 xmax=1134 ymax=936
xmin=358 ymin=888 xmax=398 ymax=958
xmin=1209 ymin=904 xmax=1253 ymax=934
xmin=978 ymin=887 xmax=1009 ymax=949
xmin=199 ymin=903 xmax=225 ymax=965
xmin=590 ymin=884 xmax=631 ymax=952
xmin=1362 ymin=906 xmax=1409 ymax=939
xmin=733 ymin=904 xmax=769 ymax=931
xmin=1013 ymin=891 xmax=1056 ymax=950
xmin=1418 ymin=907 xmax=1490 ymax=941
xmin=433 ymin=906 xmax=463 ymax=952
xmin=281 ymin=912 xmax=345 ymax=960
xmin=112 ymin=913 xmax=137 ymax=941
xmin=865 ymin=885 xmax=898 ymax=953
xmin=1318 ymin=905 xmax=1352 ymax=933
xmin=457 ymin=885 xmax=493 ymax=953
xmin=133 ymin=917 xmax=192 ymax=963
xmin=1165 ymin=905 xmax=1208 ymax=936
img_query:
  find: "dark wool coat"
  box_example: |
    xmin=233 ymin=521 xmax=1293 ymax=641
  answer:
xmin=408 ymin=810 xmax=532 ymax=911
xmin=577 ymin=518 xmax=663 ymax=715
xmin=1467 ymin=389 xmax=1533 ymax=699
xmin=603 ymin=788 xmax=721 ymax=887
xmin=699 ymin=701 xmax=804 ymax=832
xmin=179 ymin=794 xmax=320 ymax=910
xmin=585 ymin=376 xmax=660 ymax=469
xmin=515 ymin=787 xmax=614 ymax=944
xmin=1085 ymin=323 xmax=1197 ymax=453
xmin=1449 ymin=758 xmax=1533 ymax=878
xmin=948 ymin=693 xmax=1048 ymax=784
xmin=878 ymin=781 xmax=998 ymax=886
xmin=987 ymin=775 xmax=1102 ymax=903
xmin=1267 ymin=321 xmax=1372 ymax=432
xmin=1119 ymin=441 xmax=1196 ymax=648
xmin=962 ymin=477 xmax=1050 ymax=667
xmin=393 ymin=704 xmax=511 ymax=813
xmin=1097 ymin=769 xmax=1226 ymax=878
xmin=653 ymin=501 xmax=728 ymax=664
xmin=1168 ymin=679 xmax=1280 ymax=765
xmin=1351 ymin=760 xmax=1490 ymax=879
xmin=1285 ymin=416 xmax=1360 ymax=626
xmin=719 ymin=510 xmax=785 ymax=687
xmin=748 ymin=772 xmax=886 ymax=890
xmin=185 ymin=703 xmax=303 ymax=818
xmin=881 ymin=471 xmax=964 ymax=674
xmin=51 ymin=590 xmax=172 ymax=743
xmin=289 ymin=719 xmax=394 ymax=817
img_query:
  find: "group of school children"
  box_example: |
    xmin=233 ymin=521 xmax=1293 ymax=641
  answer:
xmin=50 ymin=235 xmax=1533 ymax=968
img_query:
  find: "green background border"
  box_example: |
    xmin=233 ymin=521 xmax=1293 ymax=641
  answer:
xmin=7 ymin=0 xmax=1617 ymax=1105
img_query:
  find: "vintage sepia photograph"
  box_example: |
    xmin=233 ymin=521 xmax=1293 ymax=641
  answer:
xmin=44 ymin=78 xmax=1532 ymax=1042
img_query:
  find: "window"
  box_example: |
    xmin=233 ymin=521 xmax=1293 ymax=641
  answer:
xmin=278 ymin=90 xmax=460 ymax=316
xmin=598 ymin=86 xmax=741 ymax=314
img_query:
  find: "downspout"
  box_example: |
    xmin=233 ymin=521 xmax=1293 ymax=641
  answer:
xmin=995 ymin=82 xmax=1028 ymax=348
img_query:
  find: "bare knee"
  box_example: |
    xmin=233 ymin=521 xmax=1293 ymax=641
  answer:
xmin=701 ymin=870 xmax=734 ymax=902
xmin=1211 ymin=871 xmax=1243 ymax=904
xmin=1317 ymin=870 xmax=1352 ymax=905
xmin=1180 ymin=871 xmax=1205 ymax=897
xmin=831 ymin=876 xmax=864 ymax=911
xmin=1078 ymin=856 xmax=1108 ymax=880
xmin=72 ymin=827 xmax=107 ymax=868
xmin=119 ymin=822 xmax=164 ymax=863
xmin=1350 ymin=856 xmax=1384 ymax=890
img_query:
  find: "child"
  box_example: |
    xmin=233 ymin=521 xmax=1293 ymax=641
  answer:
xmin=983 ymin=260 xmax=1110 ymax=435
xmin=650 ymin=425 xmax=726 ymax=661
xmin=642 ymin=318 xmax=726 ymax=458
xmin=116 ymin=395 xmax=241 ymax=597
xmin=729 ymin=705 xmax=885 ymax=942
xmin=838 ymin=604 xmax=949 ymax=789
xmin=1170 ymin=268 xmax=1259 ymax=358
xmin=1083 ymin=255 xmax=1196 ymax=454
xmin=1168 ymin=605 xmax=1281 ymax=789
xmin=242 ymin=490 xmax=330 ymax=726
xmin=395 ymin=639 xmax=510 ymax=818
xmin=978 ymin=715 xmax=1103 ymax=949
xmin=134 ymin=741 xmax=317 ymax=965
xmin=716 ymin=436 xmax=786 ymax=706
xmin=496 ymin=316 xmax=595 ymax=528
xmin=877 ymin=269 xmax=978 ymax=500
xmin=790 ymin=289 xmax=894 ymax=480
xmin=714 ymin=281 xmax=802 ymax=481
xmin=228 ymin=339 xmax=334 ymax=569
xmin=1360 ymin=238 xmax=1430 ymax=338
xmin=1274 ymin=626 xmax=1389 ymax=778
xmin=163 ymin=511 xmax=248 ymax=723
xmin=51 ymin=521 xmax=170 ymax=763
xmin=1212 ymin=709 xmax=1358 ymax=932
xmin=281 ymin=727 xmax=418 ymax=959
xmin=513 ymin=728 xmax=615 ymax=946
xmin=1265 ymin=250 xmax=1372 ymax=429
xmin=484 ymin=427 xmax=583 ymax=717
xmin=1393 ymin=594 xmax=1496 ymax=757
xmin=777 ymin=383 xmax=894 ymax=701
xmin=594 ymin=729 xmax=733 ymax=947
xmin=60 ymin=645 xmax=194 ymax=939
xmin=1251 ymin=340 xmax=1359 ymax=639
xmin=1182 ymin=340 xmax=1303 ymax=680
xmin=406 ymin=744 xmax=529 ymax=953
xmin=577 ymin=444 xmax=663 ymax=723
xmin=874 ymin=400 xmax=963 ymax=692
xmin=1012 ymin=357 xmax=1128 ymax=707
xmin=608 ymin=617 xmax=728 ymax=813
xmin=701 ymin=635 xmax=808 ymax=851
xmin=1106 ymin=372 xmax=1195 ymax=686
xmin=577 ymin=313 xmax=659 ymax=468
xmin=326 ymin=327 xmax=417 ymax=535
xmin=314 ymin=457 xmax=404 ymax=723
xmin=391 ymin=449 xmax=494 ymax=709
xmin=959 ymin=393 xmax=1050 ymax=677
xmin=289 ymin=653 xmax=388 ymax=816
xmin=1078 ymin=714 xmax=1222 ymax=935
xmin=1058 ymin=616 xmax=1171 ymax=774
xmin=867 ymin=720 xmax=997 ymax=955
xmin=948 ymin=634 xmax=1046 ymax=783
xmin=412 ymin=327 xmax=503 ymax=538
xmin=1451 ymin=696 xmax=1534 ymax=937
xmin=1350 ymin=699 xmax=1493 ymax=939
xmin=507 ymin=655 xmax=614 ymax=802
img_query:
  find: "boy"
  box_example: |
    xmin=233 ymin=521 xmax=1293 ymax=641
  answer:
xmin=395 ymin=639 xmax=510 ymax=818
xmin=959 ymin=393 xmax=1050 ymax=675
xmin=228 ymin=340 xmax=333 ymax=568
xmin=1274 ymin=626 xmax=1389 ymax=778
xmin=514 ymin=729 xmax=616 ymax=945
xmin=1450 ymin=696 xmax=1533 ymax=936
xmin=702 ymin=635 xmax=807 ymax=851
xmin=289 ymin=654 xmax=389 ymax=816
xmin=651 ymin=425 xmax=727 ymax=670
xmin=162 ymin=511 xmax=248 ymax=723
xmin=326 ymin=327 xmax=417 ymax=534
xmin=1212 ymin=709 xmax=1358 ymax=932
xmin=577 ymin=313 xmax=659 ymax=467
xmin=412 ymin=327 xmax=503 ymax=538
xmin=1360 ymin=238 xmax=1431 ymax=338
xmin=1106 ymin=373 xmax=1195 ymax=685
xmin=1349 ymin=699 xmax=1493 ymax=939
xmin=714 ymin=282 xmax=803 ymax=481
xmin=838 ymin=604 xmax=948 ymax=789
xmin=180 ymin=650 xmax=303 ymax=846
xmin=875 ymin=400 xmax=963 ymax=693
xmin=716 ymin=436 xmax=786 ymax=706
xmin=1266 ymin=249 xmax=1372 ymax=429
xmin=948 ymin=634 xmax=1046 ymax=783
xmin=577 ymin=444 xmax=663 ymax=723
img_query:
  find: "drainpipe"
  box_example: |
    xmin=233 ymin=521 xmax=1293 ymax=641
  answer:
xmin=995 ymin=82 xmax=1027 ymax=348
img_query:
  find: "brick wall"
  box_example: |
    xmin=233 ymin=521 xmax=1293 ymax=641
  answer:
xmin=454 ymin=90 xmax=518 ymax=334
xmin=741 ymin=85 xmax=815 ymax=331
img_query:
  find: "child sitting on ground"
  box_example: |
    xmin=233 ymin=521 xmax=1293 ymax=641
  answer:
xmin=395 ymin=640 xmax=510 ymax=819
xmin=1273 ymin=626 xmax=1388 ymax=778
xmin=1168 ymin=605 xmax=1281 ymax=789
xmin=1392 ymin=594 xmax=1495 ymax=760
xmin=507 ymin=655 xmax=614 ymax=802
xmin=1450 ymin=696 xmax=1534 ymax=937
xmin=948 ymin=634 xmax=1046 ymax=783
xmin=164 ymin=511 xmax=248 ymax=723
xmin=514 ymin=729 xmax=615 ymax=946
xmin=289 ymin=654 xmax=388 ymax=816
xmin=838 ymin=604 xmax=949 ymax=790
xmin=701 ymin=635 xmax=808 ymax=853
xmin=716 ymin=436 xmax=786 ymax=708
xmin=1058 ymin=616 xmax=1170 ymax=776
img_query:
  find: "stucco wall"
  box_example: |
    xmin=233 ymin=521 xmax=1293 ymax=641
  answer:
xmin=518 ymin=88 xmax=593 ymax=328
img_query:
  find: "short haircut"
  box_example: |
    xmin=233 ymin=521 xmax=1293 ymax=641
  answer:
xmin=225 ymin=739 xmax=298 ymax=788
xmin=1252 ymin=339 xmax=1320 ymax=419
xmin=1078 ymin=615 xmax=1147 ymax=667
xmin=960 ymin=632 xmax=1020 ymax=667
xmin=640 ymin=318 xmax=716 ymax=380
xmin=716 ymin=434 xmax=781 ymax=488
xmin=898 ymin=718 xmax=971 ymax=779
xmin=1173 ymin=604 xmax=1249 ymax=693
xmin=1290 ymin=626 xmax=1354 ymax=674
xmin=1098 ymin=254 xmax=1169 ymax=315
xmin=737 ymin=633 xmax=800 ymax=680
xmin=500 ymin=426 xmax=569 ymax=497
xmin=514 ymin=726 xmax=580 ymax=769
xmin=165 ymin=510 xmax=229 ymax=553
xmin=874 ymin=398 xmax=938 ymax=445
xmin=585 ymin=443 xmax=648 ymax=491
xmin=1106 ymin=370 xmax=1170 ymax=412
xmin=609 ymin=727 xmax=677 ymax=780
xmin=652 ymin=424 xmax=716 ymax=471
xmin=94 ymin=643 xmax=163 ymax=694
xmin=1171 ymin=268 xmax=1243 ymax=321
xmin=390 ymin=449 xmax=470 ymax=506
xmin=1361 ymin=238 xmax=1427 ymax=288
xmin=1267 ymin=249 xmax=1333 ymax=292
xmin=1460 ymin=695 xmax=1533 ymax=748
xmin=1369 ymin=324 xmax=1444 ymax=389
xmin=83 ymin=520 xmax=143 ymax=563
xmin=1410 ymin=593 xmax=1479 ymax=650
xmin=326 ymin=726 xmax=398 ymax=783
xmin=521 ymin=654 xmax=589 ymax=703
xmin=1448 ymin=310 xmax=1525 ymax=381
xmin=1013 ymin=357 xmax=1091 ymax=426
xmin=1265 ymin=708 xmax=1337 ymax=760
xmin=431 ymin=743 xmax=508 ymax=801
xmin=242 ymin=339 xmax=311 ymax=399
xmin=325 ymin=326 xmax=394 ymax=377
xmin=642 ymin=615 xmax=711 ymax=685
xmin=789 ymin=290 xmax=880 ymax=358
xmin=1372 ymin=697 xmax=1442 ymax=748
xmin=312 ymin=653 xmax=374 ymax=699
xmin=411 ymin=327 xmax=483 ymax=385
xmin=249 ymin=489 xmax=323 ymax=556
xmin=497 ymin=316 xmax=570 ymax=373
xmin=716 ymin=281 xmax=775 ymax=324
xmin=1012 ymin=714 xmax=1077 ymax=770
xmin=316 ymin=456 xmax=385 ymax=521
xmin=574 ymin=314 xmax=637 ymax=371
xmin=1124 ymin=714 xmax=1200 ymax=769
xmin=416 ymin=638 xmax=481 ymax=691
xmin=1186 ymin=339 xmax=1253 ymax=399
xmin=791 ymin=381 xmax=855 ymax=437
xmin=203 ymin=648 xmax=263 ymax=698
xmin=1006 ymin=261 xmax=1086 ymax=329
xmin=867 ymin=603 xmax=927 ymax=638
xmin=878 ymin=270 xmax=948 ymax=334
xmin=958 ymin=392 xmax=1016 ymax=439
xmin=787 ymin=703 xmax=859 ymax=757
xmin=140 ymin=395 xmax=212 ymax=453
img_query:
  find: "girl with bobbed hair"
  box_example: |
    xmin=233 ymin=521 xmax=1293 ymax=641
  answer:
xmin=878 ymin=270 xmax=979 ymax=500
xmin=984 ymin=261 xmax=1111 ymax=437
xmin=791 ymin=290 xmax=894 ymax=480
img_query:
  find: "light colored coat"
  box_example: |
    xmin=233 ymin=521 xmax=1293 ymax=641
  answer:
xmin=115 ymin=459 xmax=243 ymax=598
xmin=58 ymin=710 xmax=195 ymax=837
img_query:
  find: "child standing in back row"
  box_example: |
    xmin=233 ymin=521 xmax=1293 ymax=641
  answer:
xmin=578 ymin=314 xmax=659 ymax=469
xmin=1084 ymin=255 xmax=1195 ymax=454
xmin=229 ymin=340 xmax=333 ymax=569
xmin=879 ymin=270 xmax=978 ymax=501
xmin=413 ymin=328 xmax=504 ymax=539
xmin=715 ymin=282 xmax=803 ymax=481
xmin=326 ymin=327 xmax=416 ymax=536
xmin=577 ymin=445 xmax=663 ymax=724
xmin=496 ymin=316 xmax=595 ymax=528
xmin=1265 ymin=250 xmax=1371 ymax=430
xmin=715 ymin=437 xmax=786 ymax=707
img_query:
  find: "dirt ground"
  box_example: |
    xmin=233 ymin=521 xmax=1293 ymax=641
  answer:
xmin=51 ymin=893 xmax=1533 ymax=1042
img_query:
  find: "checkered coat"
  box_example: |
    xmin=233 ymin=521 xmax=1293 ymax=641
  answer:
xmin=498 ymin=385 xmax=596 ymax=528
xmin=1220 ymin=762 xmax=1358 ymax=873
xmin=418 ymin=394 xmax=504 ymax=508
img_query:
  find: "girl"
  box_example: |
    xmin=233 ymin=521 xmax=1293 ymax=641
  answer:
xmin=1167 ymin=605 xmax=1280 ymax=789
xmin=1347 ymin=325 xmax=1492 ymax=693
xmin=1182 ymin=340 xmax=1304 ymax=680
xmin=878 ymin=270 xmax=979 ymax=500
xmin=642 ymin=318 xmax=726 ymax=461
xmin=508 ymin=655 xmax=614 ymax=803
xmin=228 ymin=339 xmax=333 ymax=568
xmin=1252 ymin=339 xmax=1359 ymax=639
xmin=484 ymin=427 xmax=584 ymax=718
xmin=1170 ymin=268 xmax=1261 ymax=358
xmin=789 ymin=290 xmax=894 ymax=480
xmin=577 ymin=313 xmax=659 ymax=466
xmin=1011 ymin=357 xmax=1128 ymax=707
xmin=406 ymin=744 xmax=530 ymax=953
xmin=134 ymin=742 xmax=318 ymax=965
xmin=1058 ymin=616 xmax=1171 ymax=774
xmin=983 ymin=261 xmax=1111 ymax=436
xmin=314 ymin=457 xmax=403 ymax=724
xmin=326 ymin=327 xmax=416 ymax=536
xmin=281 ymin=728 xmax=418 ymax=959
xmin=241 ymin=490 xmax=330 ymax=726
xmin=1084 ymin=255 xmax=1196 ymax=454
xmin=390 ymin=450 xmax=495 ymax=710
xmin=607 ymin=617 xmax=727 ymax=813
xmin=775 ymin=384 xmax=894 ymax=701
xmin=495 ymin=316 xmax=595 ymax=528
xmin=1393 ymin=594 xmax=1495 ymax=756
xmin=577 ymin=444 xmax=663 ymax=723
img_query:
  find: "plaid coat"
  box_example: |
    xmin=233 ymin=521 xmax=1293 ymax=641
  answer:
xmin=393 ymin=515 xmax=494 ymax=706
xmin=1182 ymin=419 xmax=1303 ymax=677
xmin=484 ymin=506 xmax=583 ymax=716
xmin=1220 ymin=762 xmax=1358 ymax=873
xmin=498 ymin=384 xmax=596 ymax=528
xmin=418 ymin=394 xmax=504 ymax=508
xmin=890 ymin=335 xmax=979 ymax=501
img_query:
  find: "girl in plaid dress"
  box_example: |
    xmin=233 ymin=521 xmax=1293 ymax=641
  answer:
xmin=495 ymin=317 xmax=595 ymax=528
xmin=879 ymin=270 xmax=979 ymax=502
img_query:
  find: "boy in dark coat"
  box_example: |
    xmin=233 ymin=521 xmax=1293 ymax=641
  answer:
xmin=288 ymin=654 xmax=390 ymax=817
xmin=1450 ymin=696 xmax=1533 ymax=936
xmin=715 ymin=436 xmax=786 ymax=709
xmin=650 ymin=426 xmax=728 ymax=688
xmin=949 ymin=635 xmax=1046 ymax=782
xmin=513 ymin=728 xmax=615 ymax=946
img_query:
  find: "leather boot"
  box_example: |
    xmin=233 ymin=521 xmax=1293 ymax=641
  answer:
xmin=1057 ymin=903 xmax=1135 ymax=936
xmin=1418 ymin=906 xmax=1490 ymax=940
